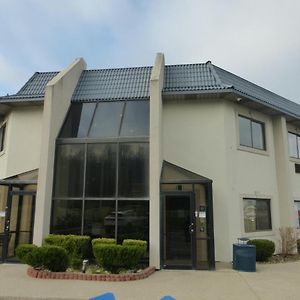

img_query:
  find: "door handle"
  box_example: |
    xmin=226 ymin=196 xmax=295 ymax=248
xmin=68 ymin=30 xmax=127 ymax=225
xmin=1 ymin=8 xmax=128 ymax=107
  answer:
xmin=189 ymin=223 xmax=194 ymax=233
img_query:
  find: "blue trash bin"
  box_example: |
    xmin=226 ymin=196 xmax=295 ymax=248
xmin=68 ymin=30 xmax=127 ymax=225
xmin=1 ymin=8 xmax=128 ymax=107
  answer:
xmin=233 ymin=243 xmax=256 ymax=272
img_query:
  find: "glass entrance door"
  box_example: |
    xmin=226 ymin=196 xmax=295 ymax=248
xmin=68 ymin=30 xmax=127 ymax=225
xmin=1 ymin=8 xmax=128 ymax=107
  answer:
xmin=162 ymin=194 xmax=195 ymax=268
xmin=1 ymin=189 xmax=36 ymax=262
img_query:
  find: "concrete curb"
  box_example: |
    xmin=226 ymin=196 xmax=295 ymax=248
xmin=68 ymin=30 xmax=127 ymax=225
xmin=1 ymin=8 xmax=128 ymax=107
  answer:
xmin=27 ymin=266 xmax=156 ymax=281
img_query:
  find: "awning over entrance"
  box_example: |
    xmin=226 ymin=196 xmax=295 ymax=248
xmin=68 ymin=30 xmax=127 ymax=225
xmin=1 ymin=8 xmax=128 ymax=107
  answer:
xmin=161 ymin=161 xmax=212 ymax=184
xmin=0 ymin=169 xmax=38 ymax=187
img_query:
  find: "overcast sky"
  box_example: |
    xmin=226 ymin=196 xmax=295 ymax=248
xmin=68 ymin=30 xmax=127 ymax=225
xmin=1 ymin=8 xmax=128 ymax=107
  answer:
xmin=1 ymin=0 xmax=300 ymax=103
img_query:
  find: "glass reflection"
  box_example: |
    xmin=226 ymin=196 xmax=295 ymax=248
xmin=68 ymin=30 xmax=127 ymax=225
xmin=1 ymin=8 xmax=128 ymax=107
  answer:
xmin=89 ymin=102 xmax=124 ymax=138
xmin=84 ymin=200 xmax=116 ymax=239
xmin=54 ymin=144 xmax=84 ymax=197
xmin=117 ymin=200 xmax=149 ymax=243
xmin=85 ymin=144 xmax=117 ymax=197
xmin=59 ymin=103 xmax=96 ymax=138
xmin=118 ymin=143 xmax=149 ymax=197
xmin=120 ymin=101 xmax=149 ymax=137
xmin=51 ymin=200 xmax=82 ymax=235
xmin=239 ymin=116 xmax=252 ymax=147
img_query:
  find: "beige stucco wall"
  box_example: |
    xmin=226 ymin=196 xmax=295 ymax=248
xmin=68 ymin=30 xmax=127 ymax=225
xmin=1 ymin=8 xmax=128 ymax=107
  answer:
xmin=149 ymin=53 xmax=165 ymax=268
xmin=162 ymin=98 xmax=285 ymax=261
xmin=33 ymin=58 xmax=86 ymax=245
xmin=0 ymin=105 xmax=43 ymax=179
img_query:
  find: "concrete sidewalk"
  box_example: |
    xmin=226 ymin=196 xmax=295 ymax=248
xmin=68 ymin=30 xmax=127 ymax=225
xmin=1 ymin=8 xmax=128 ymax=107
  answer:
xmin=0 ymin=262 xmax=300 ymax=300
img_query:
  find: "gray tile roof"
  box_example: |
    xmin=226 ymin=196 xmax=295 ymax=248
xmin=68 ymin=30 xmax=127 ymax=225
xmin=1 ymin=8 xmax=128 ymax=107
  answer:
xmin=0 ymin=71 xmax=58 ymax=102
xmin=163 ymin=63 xmax=225 ymax=92
xmin=71 ymin=67 xmax=152 ymax=102
xmin=1 ymin=62 xmax=300 ymax=120
xmin=213 ymin=65 xmax=300 ymax=118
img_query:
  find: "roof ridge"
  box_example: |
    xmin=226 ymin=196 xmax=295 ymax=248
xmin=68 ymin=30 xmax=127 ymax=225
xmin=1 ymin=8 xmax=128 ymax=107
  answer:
xmin=165 ymin=62 xmax=207 ymax=68
xmin=205 ymin=61 xmax=226 ymax=88
xmin=84 ymin=66 xmax=152 ymax=72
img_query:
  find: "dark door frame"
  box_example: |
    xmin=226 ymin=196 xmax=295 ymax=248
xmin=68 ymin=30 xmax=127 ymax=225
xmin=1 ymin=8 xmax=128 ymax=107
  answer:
xmin=160 ymin=191 xmax=196 ymax=269
xmin=1 ymin=187 xmax=36 ymax=263
xmin=160 ymin=182 xmax=215 ymax=270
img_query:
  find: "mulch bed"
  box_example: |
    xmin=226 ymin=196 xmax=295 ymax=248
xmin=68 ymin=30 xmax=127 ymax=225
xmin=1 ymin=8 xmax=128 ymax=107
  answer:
xmin=260 ymin=254 xmax=300 ymax=264
xmin=27 ymin=266 xmax=156 ymax=281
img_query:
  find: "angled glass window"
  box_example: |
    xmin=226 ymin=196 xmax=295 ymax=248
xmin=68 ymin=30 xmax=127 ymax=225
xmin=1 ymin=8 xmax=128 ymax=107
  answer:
xmin=239 ymin=115 xmax=265 ymax=150
xmin=85 ymin=144 xmax=117 ymax=197
xmin=89 ymin=102 xmax=124 ymax=138
xmin=118 ymin=143 xmax=149 ymax=197
xmin=60 ymin=103 xmax=96 ymax=138
xmin=54 ymin=144 xmax=85 ymax=197
xmin=120 ymin=101 xmax=149 ymax=137
xmin=0 ymin=123 xmax=6 ymax=152
xmin=288 ymin=132 xmax=300 ymax=159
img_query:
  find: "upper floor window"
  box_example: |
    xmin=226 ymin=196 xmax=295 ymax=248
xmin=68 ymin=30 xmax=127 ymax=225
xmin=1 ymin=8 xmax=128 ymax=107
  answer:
xmin=59 ymin=100 xmax=149 ymax=139
xmin=288 ymin=132 xmax=300 ymax=159
xmin=0 ymin=123 xmax=6 ymax=152
xmin=239 ymin=115 xmax=266 ymax=150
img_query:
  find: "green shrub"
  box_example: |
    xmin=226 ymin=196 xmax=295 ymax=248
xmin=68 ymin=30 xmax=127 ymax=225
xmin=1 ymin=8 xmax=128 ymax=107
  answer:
xmin=122 ymin=239 xmax=147 ymax=252
xmin=26 ymin=247 xmax=44 ymax=269
xmin=93 ymin=243 xmax=146 ymax=273
xmin=40 ymin=246 xmax=69 ymax=272
xmin=15 ymin=244 xmax=38 ymax=264
xmin=92 ymin=238 xmax=116 ymax=246
xmin=44 ymin=234 xmax=91 ymax=259
xmin=247 ymin=239 xmax=275 ymax=262
xmin=70 ymin=257 xmax=82 ymax=270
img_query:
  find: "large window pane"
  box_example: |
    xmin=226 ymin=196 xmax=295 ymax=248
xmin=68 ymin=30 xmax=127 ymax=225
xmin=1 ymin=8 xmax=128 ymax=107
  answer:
xmin=252 ymin=121 xmax=264 ymax=149
xmin=84 ymin=200 xmax=116 ymax=239
xmin=239 ymin=116 xmax=252 ymax=147
xmin=59 ymin=103 xmax=96 ymax=138
xmin=117 ymin=200 xmax=149 ymax=244
xmin=85 ymin=144 xmax=117 ymax=197
xmin=120 ymin=101 xmax=149 ymax=137
xmin=54 ymin=144 xmax=84 ymax=197
xmin=288 ymin=133 xmax=298 ymax=158
xmin=51 ymin=200 xmax=82 ymax=235
xmin=244 ymin=198 xmax=271 ymax=233
xmin=119 ymin=143 xmax=149 ymax=197
xmin=89 ymin=102 xmax=124 ymax=138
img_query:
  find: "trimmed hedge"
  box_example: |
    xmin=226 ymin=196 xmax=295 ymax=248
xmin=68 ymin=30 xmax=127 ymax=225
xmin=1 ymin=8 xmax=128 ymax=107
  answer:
xmin=92 ymin=238 xmax=116 ymax=246
xmin=16 ymin=244 xmax=38 ymax=264
xmin=44 ymin=234 xmax=91 ymax=260
xmin=40 ymin=246 xmax=69 ymax=272
xmin=93 ymin=242 xmax=146 ymax=273
xmin=247 ymin=239 xmax=275 ymax=262
xmin=16 ymin=244 xmax=69 ymax=272
xmin=122 ymin=239 xmax=147 ymax=252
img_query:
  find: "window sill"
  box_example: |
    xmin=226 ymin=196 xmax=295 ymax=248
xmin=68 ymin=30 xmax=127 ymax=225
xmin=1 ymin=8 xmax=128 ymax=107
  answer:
xmin=242 ymin=230 xmax=274 ymax=238
xmin=289 ymin=157 xmax=300 ymax=164
xmin=237 ymin=145 xmax=269 ymax=157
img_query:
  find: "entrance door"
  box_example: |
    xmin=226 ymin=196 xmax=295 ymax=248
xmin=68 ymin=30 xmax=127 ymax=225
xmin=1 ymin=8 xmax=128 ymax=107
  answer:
xmin=1 ymin=190 xmax=36 ymax=262
xmin=162 ymin=194 xmax=195 ymax=268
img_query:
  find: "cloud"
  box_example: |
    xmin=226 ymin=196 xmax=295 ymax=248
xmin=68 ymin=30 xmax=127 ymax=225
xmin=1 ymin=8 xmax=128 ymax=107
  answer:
xmin=0 ymin=0 xmax=299 ymax=102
